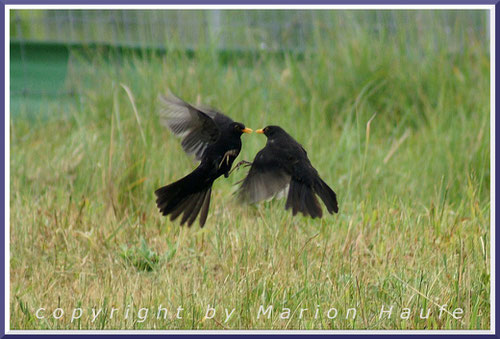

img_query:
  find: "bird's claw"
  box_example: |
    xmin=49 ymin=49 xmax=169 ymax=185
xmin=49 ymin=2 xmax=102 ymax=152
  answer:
xmin=228 ymin=160 xmax=252 ymax=176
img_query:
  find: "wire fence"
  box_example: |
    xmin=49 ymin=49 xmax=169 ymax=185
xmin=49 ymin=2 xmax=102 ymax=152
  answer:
xmin=11 ymin=9 xmax=489 ymax=53
xmin=9 ymin=9 xmax=490 ymax=107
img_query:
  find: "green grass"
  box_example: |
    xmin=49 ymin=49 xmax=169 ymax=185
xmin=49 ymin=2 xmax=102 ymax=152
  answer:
xmin=10 ymin=12 xmax=490 ymax=330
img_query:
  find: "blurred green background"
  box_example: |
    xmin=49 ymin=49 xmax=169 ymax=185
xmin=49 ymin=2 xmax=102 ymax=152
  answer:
xmin=10 ymin=10 xmax=489 ymax=117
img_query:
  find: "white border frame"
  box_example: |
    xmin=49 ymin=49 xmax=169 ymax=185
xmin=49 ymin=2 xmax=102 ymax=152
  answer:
xmin=4 ymin=4 xmax=496 ymax=335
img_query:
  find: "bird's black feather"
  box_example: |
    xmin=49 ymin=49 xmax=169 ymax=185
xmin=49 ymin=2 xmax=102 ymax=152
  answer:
xmin=155 ymin=91 xmax=250 ymax=227
xmin=238 ymin=125 xmax=338 ymax=218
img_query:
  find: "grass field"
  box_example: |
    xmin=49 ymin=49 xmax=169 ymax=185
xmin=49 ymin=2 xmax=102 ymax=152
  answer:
xmin=9 ymin=11 xmax=491 ymax=330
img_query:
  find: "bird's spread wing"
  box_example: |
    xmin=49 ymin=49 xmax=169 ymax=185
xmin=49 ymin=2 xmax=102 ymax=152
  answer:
xmin=158 ymin=91 xmax=220 ymax=160
xmin=237 ymin=148 xmax=291 ymax=204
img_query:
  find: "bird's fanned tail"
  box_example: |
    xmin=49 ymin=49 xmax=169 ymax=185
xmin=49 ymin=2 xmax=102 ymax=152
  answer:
xmin=285 ymin=178 xmax=323 ymax=218
xmin=155 ymin=169 xmax=213 ymax=227
xmin=284 ymin=177 xmax=339 ymax=218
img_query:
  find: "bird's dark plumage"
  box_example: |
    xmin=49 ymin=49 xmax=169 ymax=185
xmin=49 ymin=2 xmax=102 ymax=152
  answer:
xmin=238 ymin=125 xmax=338 ymax=218
xmin=155 ymin=91 xmax=252 ymax=227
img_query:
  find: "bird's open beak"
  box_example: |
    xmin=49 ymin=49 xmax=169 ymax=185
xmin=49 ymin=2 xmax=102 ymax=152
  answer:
xmin=256 ymin=129 xmax=264 ymax=134
xmin=242 ymin=128 xmax=253 ymax=134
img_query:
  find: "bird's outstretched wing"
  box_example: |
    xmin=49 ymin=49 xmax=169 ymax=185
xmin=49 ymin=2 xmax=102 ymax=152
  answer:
xmin=158 ymin=91 xmax=220 ymax=161
xmin=237 ymin=148 xmax=291 ymax=204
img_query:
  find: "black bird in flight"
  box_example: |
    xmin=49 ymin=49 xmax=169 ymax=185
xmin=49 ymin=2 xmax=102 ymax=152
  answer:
xmin=238 ymin=125 xmax=338 ymax=218
xmin=155 ymin=91 xmax=252 ymax=227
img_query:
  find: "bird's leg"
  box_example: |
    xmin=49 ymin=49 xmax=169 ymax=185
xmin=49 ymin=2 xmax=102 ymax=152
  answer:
xmin=218 ymin=155 xmax=227 ymax=169
xmin=228 ymin=160 xmax=252 ymax=176
xmin=219 ymin=150 xmax=239 ymax=170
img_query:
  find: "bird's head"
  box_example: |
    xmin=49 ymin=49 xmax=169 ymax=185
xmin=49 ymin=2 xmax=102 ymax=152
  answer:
xmin=255 ymin=125 xmax=286 ymax=139
xmin=232 ymin=122 xmax=253 ymax=135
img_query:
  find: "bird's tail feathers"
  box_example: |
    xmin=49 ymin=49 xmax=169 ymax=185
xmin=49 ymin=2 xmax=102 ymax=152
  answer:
xmin=285 ymin=178 xmax=323 ymax=218
xmin=155 ymin=170 xmax=212 ymax=227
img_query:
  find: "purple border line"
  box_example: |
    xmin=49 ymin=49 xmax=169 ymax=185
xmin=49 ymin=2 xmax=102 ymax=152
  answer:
xmin=1 ymin=0 xmax=499 ymax=5
xmin=1 ymin=1 xmax=497 ymax=338
xmin=1 ymin=1 xmax=4 ymax=338
xmin=495 ymin=1 xmax=499 ymax=336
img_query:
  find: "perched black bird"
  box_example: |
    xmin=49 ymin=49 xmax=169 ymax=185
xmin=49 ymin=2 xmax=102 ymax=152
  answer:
xmin=155 ymin=91 xmax=252 ymax=227
xmin=238 ymin=125 xmax=338 ymax=218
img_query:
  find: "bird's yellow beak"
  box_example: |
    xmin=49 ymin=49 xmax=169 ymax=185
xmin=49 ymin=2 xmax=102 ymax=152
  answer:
xmin=256 ymin=129 xmax=265 ymax=134
xmin=242 ymin=128 xmax=253 ymax=134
